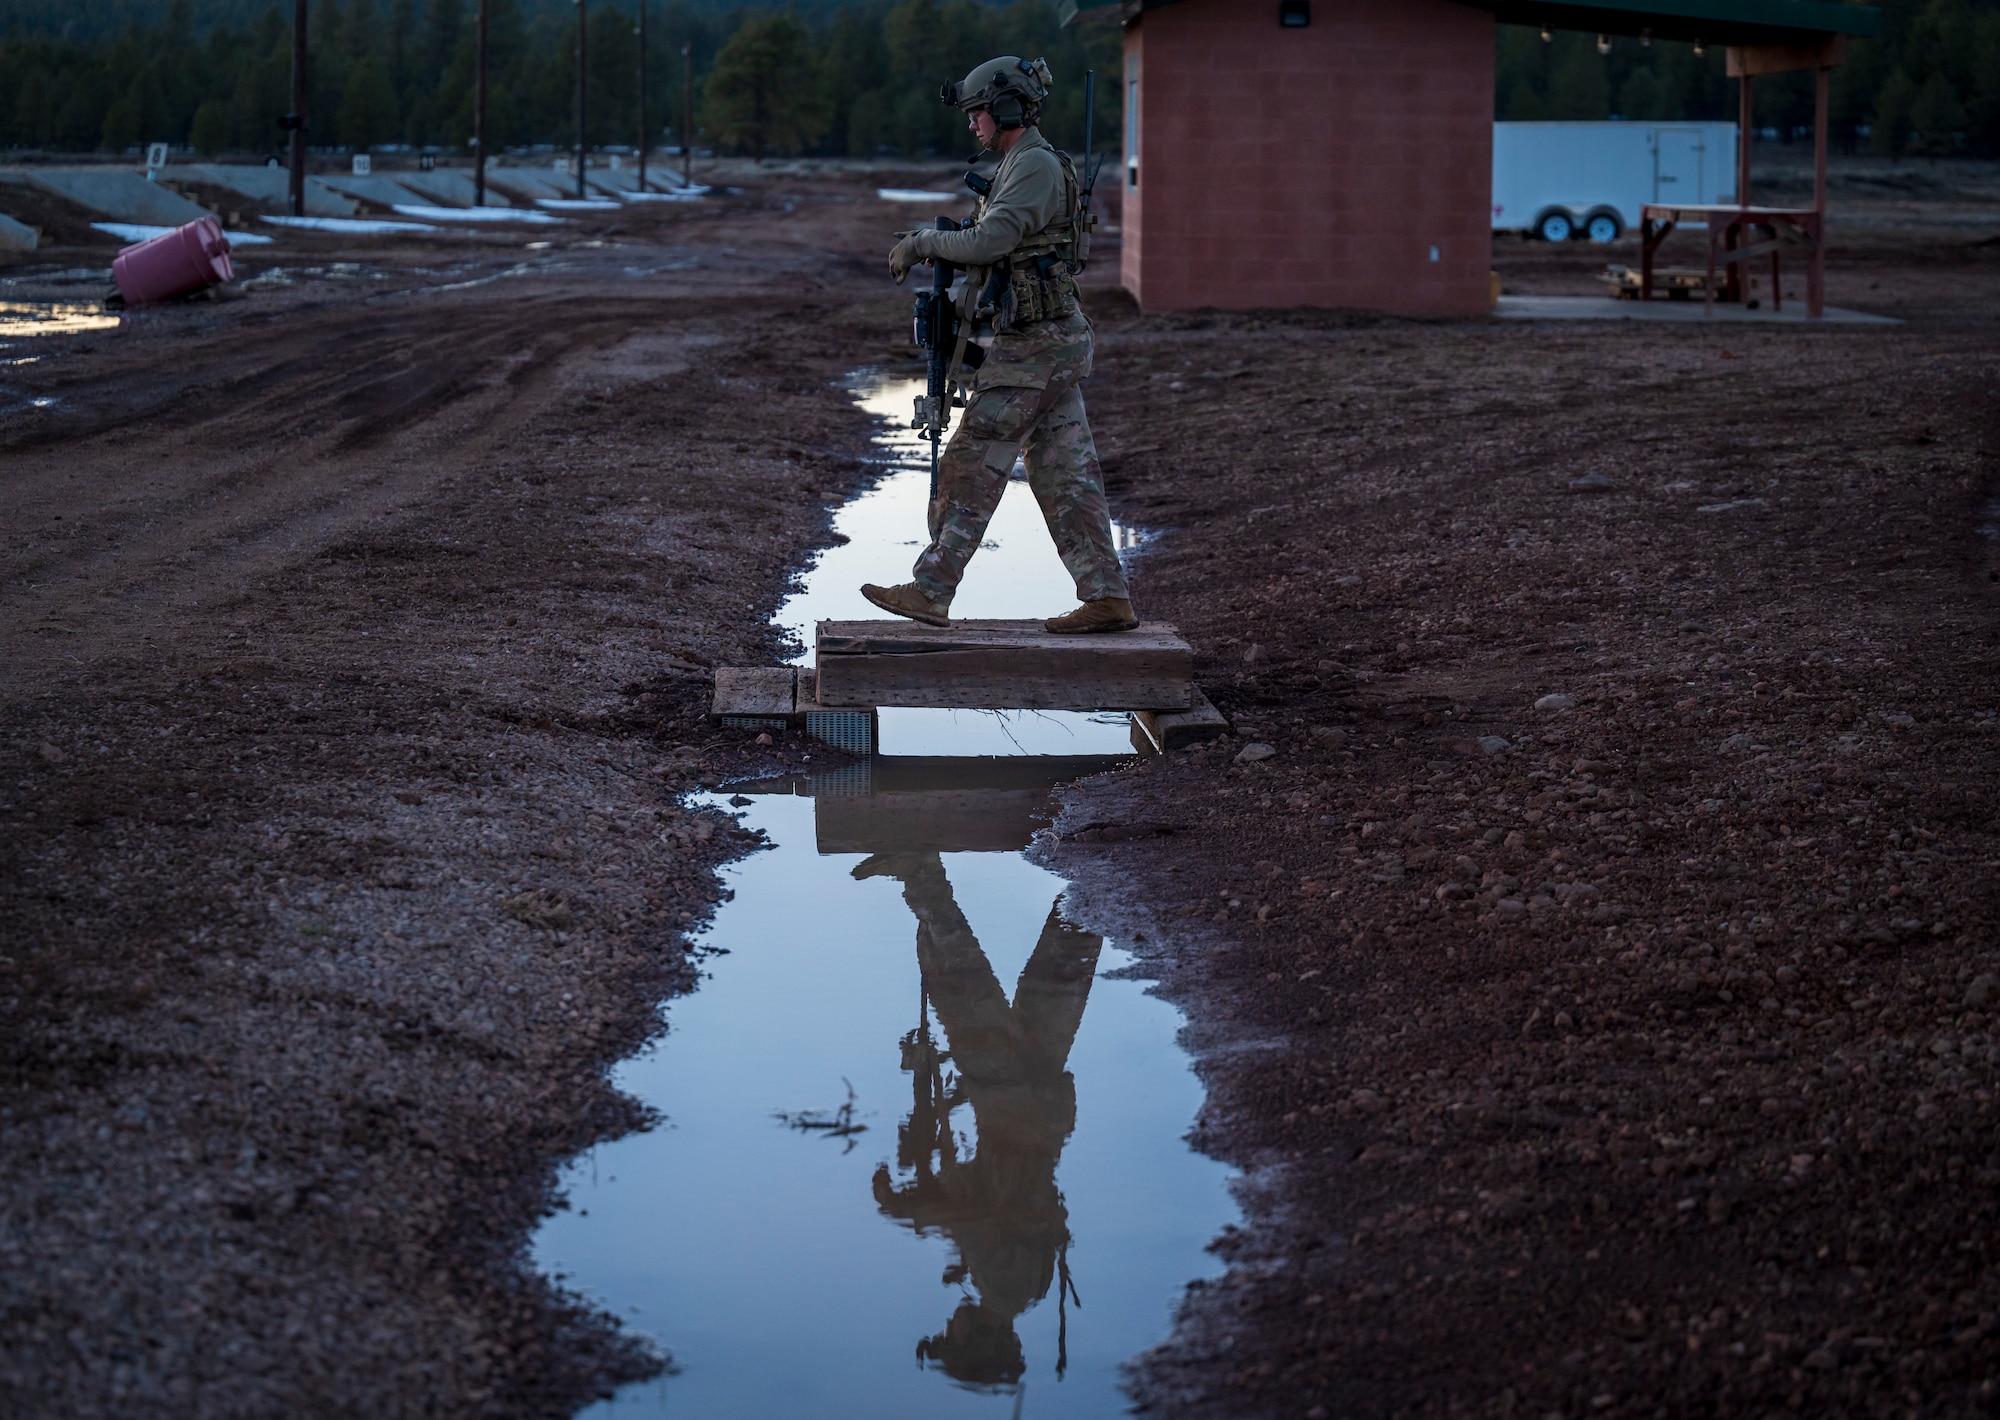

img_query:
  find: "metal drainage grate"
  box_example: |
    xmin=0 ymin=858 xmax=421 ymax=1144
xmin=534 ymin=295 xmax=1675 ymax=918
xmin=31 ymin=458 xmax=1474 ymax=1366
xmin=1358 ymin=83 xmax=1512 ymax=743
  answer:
xmin=803 ymin=709 xmax=876 ymax=755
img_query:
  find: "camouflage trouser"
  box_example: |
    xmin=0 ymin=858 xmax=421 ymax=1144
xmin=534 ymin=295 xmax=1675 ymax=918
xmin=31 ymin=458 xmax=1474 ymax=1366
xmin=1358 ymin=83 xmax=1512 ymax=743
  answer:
xmin=912 ymin=311 xmax=1129 ymax=606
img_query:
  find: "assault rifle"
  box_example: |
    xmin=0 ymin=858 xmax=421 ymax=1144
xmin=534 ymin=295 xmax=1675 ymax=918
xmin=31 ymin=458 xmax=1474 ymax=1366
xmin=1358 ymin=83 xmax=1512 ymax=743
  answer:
xmin=909 ymin=215 xmax=960 ymax=497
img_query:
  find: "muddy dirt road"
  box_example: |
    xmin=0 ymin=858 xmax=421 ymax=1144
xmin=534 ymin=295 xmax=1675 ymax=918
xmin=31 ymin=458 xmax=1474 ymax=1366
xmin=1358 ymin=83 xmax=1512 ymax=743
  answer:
xmin=3 ymin=162 xmax=1998 ymax=1418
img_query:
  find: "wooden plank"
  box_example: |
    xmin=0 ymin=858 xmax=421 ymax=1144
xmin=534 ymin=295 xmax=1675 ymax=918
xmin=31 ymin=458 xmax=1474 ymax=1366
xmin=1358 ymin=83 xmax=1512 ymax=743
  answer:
xmin=1727 ymin=35 xmax=1845 ymax=78
xmin=1131 ymin=687 xmax=1231 ymax=754
xmin=711 ymin=666 xmax=795 ymax=721
xmin=815 ymin=619 xmax=1194 ymax=711
xmin=817 ymin=620 xmax=1190 ymax=656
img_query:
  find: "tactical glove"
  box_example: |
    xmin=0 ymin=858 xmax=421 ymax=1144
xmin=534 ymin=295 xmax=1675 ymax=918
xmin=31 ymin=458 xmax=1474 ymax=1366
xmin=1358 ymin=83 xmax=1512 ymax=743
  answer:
xmin=888 ymin=230 xmax=931 ymax=285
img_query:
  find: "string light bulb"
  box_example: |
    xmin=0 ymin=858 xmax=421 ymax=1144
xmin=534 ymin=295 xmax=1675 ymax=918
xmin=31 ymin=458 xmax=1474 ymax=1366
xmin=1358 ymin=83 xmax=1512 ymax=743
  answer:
xmin=1540 ymin=25 xmax=1552 ymax=42
xmin=1640 ymin=27 xmax=1653 ymax=47
xmin=1596 ymin=33 xmax=1611 ymax=54
xmin=1693 ymin=38 xmax=1706 ymax=56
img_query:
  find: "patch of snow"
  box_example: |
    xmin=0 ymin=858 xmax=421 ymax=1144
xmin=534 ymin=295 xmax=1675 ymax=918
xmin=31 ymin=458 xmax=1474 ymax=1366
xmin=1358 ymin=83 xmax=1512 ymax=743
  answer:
xmin=876 ymin=189 xmax=960 ymax=203
xmin=93 ymin=222 xmax=274 ymax=246
xmin=260 ymin=216 xmax=439 ymax=234
xmin=389 ymin=204 xmax=564 ymax=224
xmin=535 ymin=198 xmax=621 ymax=211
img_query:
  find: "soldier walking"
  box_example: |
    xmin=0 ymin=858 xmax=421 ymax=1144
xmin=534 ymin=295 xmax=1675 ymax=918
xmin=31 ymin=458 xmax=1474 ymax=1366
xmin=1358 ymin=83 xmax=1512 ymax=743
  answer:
xmin=864 ymin=57 xmax=1137 ymax=635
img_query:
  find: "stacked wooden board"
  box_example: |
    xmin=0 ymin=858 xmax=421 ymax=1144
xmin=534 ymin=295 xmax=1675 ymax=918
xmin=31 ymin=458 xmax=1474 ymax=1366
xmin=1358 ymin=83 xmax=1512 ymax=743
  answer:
xmin=710 ymin=619 xmax=1229 ymax=753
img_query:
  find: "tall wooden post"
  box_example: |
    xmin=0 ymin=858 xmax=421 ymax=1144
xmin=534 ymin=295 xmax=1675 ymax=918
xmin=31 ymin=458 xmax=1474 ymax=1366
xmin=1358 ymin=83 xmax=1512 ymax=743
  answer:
xmin=1737 ymin=73 xmax=1753 ymax=209
xmin=574 ymin=0 xmax=588 ymax=200
xmin=1810 ymin=64 xmax=1829 ymax=317
xmin=473 ymin=0 xmax=488 ymax=205
xmin=287 ymin=0 xmax=308 ymax=216
xmin=636 ymin=2 xmax=648 ymax=189
xmin=682 ymin=41 xmax=694 ymax=188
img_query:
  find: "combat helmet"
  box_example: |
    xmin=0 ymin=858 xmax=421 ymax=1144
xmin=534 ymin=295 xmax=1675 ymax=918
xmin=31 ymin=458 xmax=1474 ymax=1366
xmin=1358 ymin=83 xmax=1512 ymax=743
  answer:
xmin=940 ymin=56 xmax=1053 ymax=129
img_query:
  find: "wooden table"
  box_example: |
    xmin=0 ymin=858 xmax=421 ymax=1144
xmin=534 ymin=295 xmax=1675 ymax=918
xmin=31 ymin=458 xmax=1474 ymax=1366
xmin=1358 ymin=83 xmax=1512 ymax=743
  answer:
xmin=1639 ymin=203 xmax=1825 ymax=318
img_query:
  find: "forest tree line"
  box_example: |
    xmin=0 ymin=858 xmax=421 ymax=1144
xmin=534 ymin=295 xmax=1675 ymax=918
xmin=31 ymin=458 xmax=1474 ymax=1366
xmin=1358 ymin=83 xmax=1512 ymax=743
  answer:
xmin=1 ymin=0 xmax=1996 ymax=161
xmin=1497 ymin=0 xmax=2000 ymax=157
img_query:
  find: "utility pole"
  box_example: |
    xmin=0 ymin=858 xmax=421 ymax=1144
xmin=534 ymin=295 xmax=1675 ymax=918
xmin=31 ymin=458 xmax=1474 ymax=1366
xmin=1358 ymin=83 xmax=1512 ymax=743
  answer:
xmin=574 ymin=0 xmax=588 ymax=200
xmin=681 ymin=41 xmax=693 ymax=188
xmin=635 ymin=2 xmax=647 ymax=190
xmin=473 ymin=0 xmax=488 ymax=205
xmin=286 ymin=0 xmax=308 ymax=216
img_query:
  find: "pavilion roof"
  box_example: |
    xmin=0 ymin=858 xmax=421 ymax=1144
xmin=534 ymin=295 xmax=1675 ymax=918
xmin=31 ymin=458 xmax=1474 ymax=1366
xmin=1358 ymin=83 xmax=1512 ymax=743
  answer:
xmin=1059 ymin=0 xmax=1881 ymax=43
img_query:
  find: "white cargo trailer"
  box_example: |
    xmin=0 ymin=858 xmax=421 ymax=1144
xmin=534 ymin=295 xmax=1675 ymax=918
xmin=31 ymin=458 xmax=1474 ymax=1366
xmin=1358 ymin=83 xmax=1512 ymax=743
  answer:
xmin=1492 ymin=120 xmax=1738 ymax=242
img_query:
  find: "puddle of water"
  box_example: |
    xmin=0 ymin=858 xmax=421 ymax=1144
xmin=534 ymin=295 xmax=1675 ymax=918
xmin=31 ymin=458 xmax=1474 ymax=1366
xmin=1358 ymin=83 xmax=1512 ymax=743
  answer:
xmin=532 ymin=373 xmax=1233 ymax=1415
xmin=538 ymin=770 xmax=1230 ymax=1417
xmin=0 ymin=303 xmax=121 ymax=338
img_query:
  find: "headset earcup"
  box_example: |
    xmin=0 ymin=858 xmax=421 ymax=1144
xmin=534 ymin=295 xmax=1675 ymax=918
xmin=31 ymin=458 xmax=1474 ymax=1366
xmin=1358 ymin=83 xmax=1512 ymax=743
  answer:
xmin=992 ymin=94 xmax=1024 ymax=129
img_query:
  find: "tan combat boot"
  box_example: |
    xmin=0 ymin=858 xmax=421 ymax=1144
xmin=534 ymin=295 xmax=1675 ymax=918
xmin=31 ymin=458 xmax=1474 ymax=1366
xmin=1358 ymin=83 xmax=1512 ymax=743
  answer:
xmin=1045 ymin=597 xmax=1139 ymax=634
xmin=861 ymin=581 xmax=951 ymax=627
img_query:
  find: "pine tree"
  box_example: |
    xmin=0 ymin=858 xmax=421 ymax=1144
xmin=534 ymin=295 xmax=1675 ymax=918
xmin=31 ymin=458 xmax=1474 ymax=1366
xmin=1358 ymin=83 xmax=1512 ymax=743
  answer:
xmin=339 ymin=56 xmax=398 ymax=148
xmin=703 ymin=13 xmax=819 ymax=161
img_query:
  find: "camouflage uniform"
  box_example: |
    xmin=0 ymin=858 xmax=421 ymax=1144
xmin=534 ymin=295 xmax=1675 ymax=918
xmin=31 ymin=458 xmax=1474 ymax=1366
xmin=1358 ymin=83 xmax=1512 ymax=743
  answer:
xmin=901 ymin=128 xmax=1128 ymax=608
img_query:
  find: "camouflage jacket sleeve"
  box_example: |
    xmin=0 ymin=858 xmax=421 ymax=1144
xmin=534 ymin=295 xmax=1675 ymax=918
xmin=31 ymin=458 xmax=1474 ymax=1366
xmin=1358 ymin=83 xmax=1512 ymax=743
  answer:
xmin=917 ymin=132 xmax=1067 ymax=268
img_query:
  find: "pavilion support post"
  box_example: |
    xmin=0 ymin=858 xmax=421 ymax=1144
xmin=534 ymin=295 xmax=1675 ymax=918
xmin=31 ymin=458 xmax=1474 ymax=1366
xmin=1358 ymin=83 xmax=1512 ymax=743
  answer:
xmin=1729 ymin=36 xmax=1847 ymax=316
xmin=1735 ymin=73 xmax=1753 ymax=303
xmin=1738 ymin=72 xmax=1753 ymax=208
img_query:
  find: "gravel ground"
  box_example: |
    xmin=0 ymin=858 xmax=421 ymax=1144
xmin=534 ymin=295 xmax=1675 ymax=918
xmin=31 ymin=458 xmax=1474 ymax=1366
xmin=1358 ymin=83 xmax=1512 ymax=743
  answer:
xmin=5 ymin=158 xmax=1998 ymax=1418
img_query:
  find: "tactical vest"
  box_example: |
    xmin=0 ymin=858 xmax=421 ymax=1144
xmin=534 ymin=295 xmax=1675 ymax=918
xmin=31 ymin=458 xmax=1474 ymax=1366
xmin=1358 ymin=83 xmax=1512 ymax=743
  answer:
xmin=974 ymin=142 xmax=1090 ymax=333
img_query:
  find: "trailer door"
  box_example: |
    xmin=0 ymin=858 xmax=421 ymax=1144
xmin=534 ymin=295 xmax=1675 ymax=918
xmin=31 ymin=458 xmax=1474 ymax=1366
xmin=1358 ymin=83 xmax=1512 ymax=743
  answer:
xmin=1653 ymin=128 xmax=1704 ymax=204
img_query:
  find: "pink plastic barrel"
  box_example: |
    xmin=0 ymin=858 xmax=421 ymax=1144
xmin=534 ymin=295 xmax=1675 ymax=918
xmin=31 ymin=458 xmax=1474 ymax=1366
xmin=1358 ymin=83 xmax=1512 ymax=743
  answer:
xmin=111 ymin=216 xmax=234 ymax=306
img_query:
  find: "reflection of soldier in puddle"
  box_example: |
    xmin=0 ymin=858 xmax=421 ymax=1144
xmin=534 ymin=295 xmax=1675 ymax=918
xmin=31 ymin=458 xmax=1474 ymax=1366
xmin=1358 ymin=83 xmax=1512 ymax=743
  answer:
xmin=853 ymin=851 xmax=1099 ymax=1392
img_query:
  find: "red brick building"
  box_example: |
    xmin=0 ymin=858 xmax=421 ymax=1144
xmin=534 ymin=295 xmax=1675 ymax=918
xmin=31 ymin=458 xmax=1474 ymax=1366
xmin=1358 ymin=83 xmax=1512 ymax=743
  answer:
xmin=1069 ymin=0 xmax=1880 ymax=317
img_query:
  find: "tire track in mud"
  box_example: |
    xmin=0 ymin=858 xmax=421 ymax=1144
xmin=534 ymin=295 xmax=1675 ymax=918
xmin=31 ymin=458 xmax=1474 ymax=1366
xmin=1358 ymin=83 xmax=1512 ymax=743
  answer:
xmin=0 ymin=288 xmax=815 ymax=686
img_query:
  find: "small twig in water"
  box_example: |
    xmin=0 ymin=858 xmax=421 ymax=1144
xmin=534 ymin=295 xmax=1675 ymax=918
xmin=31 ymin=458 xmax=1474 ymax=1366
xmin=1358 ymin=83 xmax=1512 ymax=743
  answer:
xmin=774 ymin=1077 xmax=868 ymax=1152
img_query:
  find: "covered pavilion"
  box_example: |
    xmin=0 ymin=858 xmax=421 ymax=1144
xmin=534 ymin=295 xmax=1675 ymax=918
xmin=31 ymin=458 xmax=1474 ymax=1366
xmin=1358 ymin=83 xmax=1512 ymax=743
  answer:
xmin=1062 ymin=0 xmax=1881 ymax=317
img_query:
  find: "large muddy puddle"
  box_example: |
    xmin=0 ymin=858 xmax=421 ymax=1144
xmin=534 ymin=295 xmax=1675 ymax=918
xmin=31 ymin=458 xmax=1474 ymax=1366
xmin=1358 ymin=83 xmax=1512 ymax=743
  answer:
xmin=533 ymin=375 xmax=1232 ymax=1416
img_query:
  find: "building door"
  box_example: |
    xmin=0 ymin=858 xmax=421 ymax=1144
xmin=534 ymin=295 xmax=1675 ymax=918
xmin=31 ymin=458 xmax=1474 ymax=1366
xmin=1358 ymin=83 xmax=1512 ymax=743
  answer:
xmin=1126 ymin=72 xmax=1140 ymax=189
xmin=1653 ymin=128 xmax=1703 ymax=203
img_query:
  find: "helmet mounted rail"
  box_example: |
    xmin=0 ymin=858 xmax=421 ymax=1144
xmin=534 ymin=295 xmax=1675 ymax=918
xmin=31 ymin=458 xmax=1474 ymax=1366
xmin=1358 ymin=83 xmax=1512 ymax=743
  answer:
xmin=941 ymin=56 xmax=1053 ymax=129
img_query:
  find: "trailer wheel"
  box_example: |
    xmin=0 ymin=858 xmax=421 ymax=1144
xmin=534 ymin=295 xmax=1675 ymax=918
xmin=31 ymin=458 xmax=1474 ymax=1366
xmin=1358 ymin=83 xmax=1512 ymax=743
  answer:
xmin=1534 ymin=211 xmax=1574 ymax=242
xmin=1585 ymin=212 xmax=1623 ymax=243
